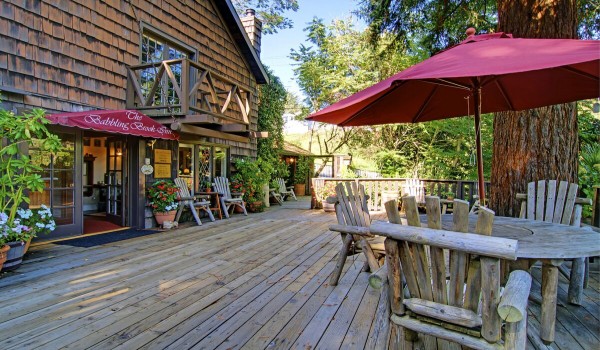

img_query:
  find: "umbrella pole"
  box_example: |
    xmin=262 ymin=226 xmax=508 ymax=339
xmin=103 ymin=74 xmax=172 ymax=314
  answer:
xmin=474 ymin=87 xmax=486 ymax=206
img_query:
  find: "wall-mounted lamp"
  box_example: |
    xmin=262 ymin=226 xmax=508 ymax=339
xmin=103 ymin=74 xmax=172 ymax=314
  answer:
xmin=593 ymin=99 xmax=600 ymax=113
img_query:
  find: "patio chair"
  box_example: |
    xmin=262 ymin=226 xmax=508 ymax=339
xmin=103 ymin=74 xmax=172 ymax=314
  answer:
xmin=517 ymin=179 xmax=593 ymax=305
xmin=402 ymin=178 xmax=425 ymax=205
xmin=276 ymin=178 xmax=297 ymax=201
xmin=213 ymin=176 xmax=247 ymax=217
xmin=327 ymin=182 xmax=385 ymax=286
xmin=174 ymin=177 xmax=214 ymax=226
xmin=372 ymin=195 xmax=531 ymax=349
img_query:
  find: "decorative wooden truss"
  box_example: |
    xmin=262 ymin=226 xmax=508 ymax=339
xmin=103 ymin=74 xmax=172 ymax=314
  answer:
xmin=126 ymin=59 xmax=251 ymax=127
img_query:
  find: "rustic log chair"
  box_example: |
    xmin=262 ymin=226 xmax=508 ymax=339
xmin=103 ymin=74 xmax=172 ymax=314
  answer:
xmin=276 ymin=178 xmax=297 ymax=201
xmin=327 ymin=182 xmax=386 ymax=286
xmin=213 ymin=176 xmax=247 ymax=217
xmin=369 ymin=196 xmax=531 ymax=350
xmin=174 ymin=177 xmax=214 ymax=226
xmin=516 ymin=179 xmax=593 ymax=305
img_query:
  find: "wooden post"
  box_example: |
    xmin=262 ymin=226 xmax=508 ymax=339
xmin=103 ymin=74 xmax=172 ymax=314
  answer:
xmin=384 ymin=239 xmax=404 ymax=315
xmin=481 ymin=257 xmax=501 ymax=343
xmin=568 ymin=257 xmax=585 ymax=305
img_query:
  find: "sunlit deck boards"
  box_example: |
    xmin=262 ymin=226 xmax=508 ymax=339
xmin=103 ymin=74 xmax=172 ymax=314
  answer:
xmin=0 ymin=198 xmax=598 ymax=349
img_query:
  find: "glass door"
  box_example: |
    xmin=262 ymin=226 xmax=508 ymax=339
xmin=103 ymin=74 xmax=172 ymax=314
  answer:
xmin=105 ymin=138 xmax=126 ymax=225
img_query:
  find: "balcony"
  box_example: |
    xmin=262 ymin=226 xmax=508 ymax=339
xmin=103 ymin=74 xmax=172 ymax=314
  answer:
xmin=126 ymin=59 xmax=253 ymax=140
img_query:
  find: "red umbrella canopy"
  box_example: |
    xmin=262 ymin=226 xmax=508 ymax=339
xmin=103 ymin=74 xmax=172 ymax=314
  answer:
xmin=307 ymin=33 xmax=600 ymax=126
xmin=47 ymin=109 xmax=179 ymax=140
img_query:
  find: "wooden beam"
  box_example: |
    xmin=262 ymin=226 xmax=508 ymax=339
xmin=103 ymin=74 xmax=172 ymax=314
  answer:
xmin=177 ymin=124 xmax=249 ymax=143
xmin=152 ymin=114 xmax=223 ymax=125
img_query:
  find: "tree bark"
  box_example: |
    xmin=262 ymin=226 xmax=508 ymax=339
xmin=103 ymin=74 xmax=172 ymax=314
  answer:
xmin=490 ymin=0 xmax=578 ymax=217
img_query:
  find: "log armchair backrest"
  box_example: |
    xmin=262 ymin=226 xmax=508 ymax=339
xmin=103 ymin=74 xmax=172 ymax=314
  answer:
xmin=327 ymin=182 xmax=383 ymax=286
xmin=213 ymin=176 xmax=247 ymax=216
xmin=276 ymin=177 xmax=297 ymax=201
xmin=372 ymin=196 xmax=530 ymax=349
xmin=519 ymin=180 xmax=583 ymax=225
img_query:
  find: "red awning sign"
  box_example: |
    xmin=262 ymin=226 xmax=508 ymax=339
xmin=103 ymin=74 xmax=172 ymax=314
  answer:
xmin=47 ymin=109 xmax=179 ymax=140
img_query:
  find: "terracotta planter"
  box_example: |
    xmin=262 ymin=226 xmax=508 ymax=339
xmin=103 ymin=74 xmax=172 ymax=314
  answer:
xmin=154 ymin=210 xmax=177 ymax=226
xmin=234 ymin=202 xmax=246 ymax=213
xmin=24 ymin=237 xmax=33 ymax=255
xmin=247 ymin=200 xmax=264 ymax=213
xmin=2 ymin=241 xmax=25 ymax=271
xmin=0 ymin=244 xmax=10 ymax=271
xmin=294 ymin=183 xmax=306 ymax=196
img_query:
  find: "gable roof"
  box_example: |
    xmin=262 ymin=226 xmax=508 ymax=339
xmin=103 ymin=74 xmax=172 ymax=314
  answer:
xmin=281 ymin=142 xmax=314 ymax=156
xmin=212 ymin=0 xmax=269 ymax=84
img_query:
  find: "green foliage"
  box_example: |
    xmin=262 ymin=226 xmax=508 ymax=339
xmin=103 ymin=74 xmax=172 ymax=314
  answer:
xmin=232 ymin=0 xmax=299 ymax=34
xmin=578 ymin=101 xmax=600 ymax=218
xmin=293 ymin=156 xmax=311 ymax=185
xmin=146 ymin=180 xmax=179 ymax=213
xmin=0 ymin=106 xmax=62 ymax=242
xmin=357 ymin=0 xmax=598 ymax=56
xmin=232 ymin=158 xmax=271 ymax=202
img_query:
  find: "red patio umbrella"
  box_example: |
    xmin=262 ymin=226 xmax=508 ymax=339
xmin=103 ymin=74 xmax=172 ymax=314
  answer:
xmin=47 ymin=109 xmax=179 ymax=140
xmin=307 ymin=32 xmax=600 ymax=203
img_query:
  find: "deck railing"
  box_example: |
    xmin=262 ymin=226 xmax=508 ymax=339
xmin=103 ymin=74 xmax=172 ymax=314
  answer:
xmin=310 ymin=177 xmax=490 ymax=211
xmin=126 ymin=58 xmax=250 ymax=124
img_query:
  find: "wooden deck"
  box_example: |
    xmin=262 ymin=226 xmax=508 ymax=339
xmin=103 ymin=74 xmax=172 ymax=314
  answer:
xmin=0 ymin=197 xmax=598 ymax=349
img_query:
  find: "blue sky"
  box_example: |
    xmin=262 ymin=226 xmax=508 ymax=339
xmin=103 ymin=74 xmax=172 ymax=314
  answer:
xmin=260 ymin=0 xmax=364 ymax=97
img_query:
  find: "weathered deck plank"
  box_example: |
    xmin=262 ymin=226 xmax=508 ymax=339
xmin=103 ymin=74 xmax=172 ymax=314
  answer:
xmin=0 ymin=198 xmax=597 ymax=349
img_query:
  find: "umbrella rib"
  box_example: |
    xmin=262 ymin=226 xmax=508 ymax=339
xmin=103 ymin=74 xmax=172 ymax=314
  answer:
xmin=494 ymin=80 xmax=515 ymax=110
xmin=413 ymin=85 xmax=439 ymax=123
xmin=559 ymin=66 xmax=600 ymax=82
xmin=340 ymin=81 xmax=407 ymax=126
xmin=432 ymin=79 xmax=471 ymax=90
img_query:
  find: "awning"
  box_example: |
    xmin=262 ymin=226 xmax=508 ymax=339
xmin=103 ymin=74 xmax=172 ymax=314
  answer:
xmin=47 ymin=110 xmax=179 ymax=140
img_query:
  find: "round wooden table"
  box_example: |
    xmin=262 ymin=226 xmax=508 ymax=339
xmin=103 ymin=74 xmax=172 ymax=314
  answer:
xmin=438 ymin=215 xmax=600 ymax=344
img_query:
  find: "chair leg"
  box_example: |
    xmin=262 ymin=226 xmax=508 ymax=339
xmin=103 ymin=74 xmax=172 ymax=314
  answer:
xmin=583 ymin=257 xmax=589 ymax=289
xmin=568 ymin=257 xmax=585 ymax=305
xmin=240 ymin=201 xmax=248 ymax=216
xmin=330 ymin=234 xmax=353 ymax=286
xmin=189 ymin=203 xmax=202 ymax=226
xmin=220 ymin=197 xmax=230 ymax=219
xmin=203 ymin=204 xmax=215 ymax=222
xmin=290 ymin=190 xmax=297 ymax=200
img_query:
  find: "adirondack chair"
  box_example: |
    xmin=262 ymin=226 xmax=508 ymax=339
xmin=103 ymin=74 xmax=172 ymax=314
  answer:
xmin=371 ymin=196 xmax=531 ymax=350
xmin=327 ymin=182 xmax=385 ymax=286
xmin=275 ymin=178 xmax=297 ymax=201
xmin=174 ymin=177 xmax=214 ymax=226
xmin=516 ymin=180 xmax=593 ymax=305
xmin=213 ymin=176 xmax=247 ymax=217
xmin=403 ymin=178 xmax=426 ymax=205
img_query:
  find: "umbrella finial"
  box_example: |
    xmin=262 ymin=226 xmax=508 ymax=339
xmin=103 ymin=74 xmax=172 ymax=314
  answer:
xmin=466 ymin=28 xmax=476 ymax=37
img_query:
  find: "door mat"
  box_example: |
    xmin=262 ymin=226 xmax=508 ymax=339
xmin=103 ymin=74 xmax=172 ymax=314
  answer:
xmin=53 ymin=229 xmax=161 ymax=248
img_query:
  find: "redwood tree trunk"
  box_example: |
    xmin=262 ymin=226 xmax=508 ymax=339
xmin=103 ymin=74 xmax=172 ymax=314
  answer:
xmin=490 ymin=0 xmax=579 ymax=217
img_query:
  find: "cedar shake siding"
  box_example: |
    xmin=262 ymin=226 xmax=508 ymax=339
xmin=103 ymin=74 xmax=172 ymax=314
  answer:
xmin=0 ymin=0 xmax=265 ymax=158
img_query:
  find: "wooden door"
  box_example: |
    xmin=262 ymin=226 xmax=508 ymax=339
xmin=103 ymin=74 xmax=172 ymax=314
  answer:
xmin=105 ymin=138 xmax=126 ymax=225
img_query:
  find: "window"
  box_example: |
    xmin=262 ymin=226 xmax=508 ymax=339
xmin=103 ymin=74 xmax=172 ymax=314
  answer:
xmin=140 ymin=29 xmax=193 ymax=111
xmin=29 ymin=133 xmax=76 ymax=225
xmin=195 ymin=145 xmax=229 ymax=192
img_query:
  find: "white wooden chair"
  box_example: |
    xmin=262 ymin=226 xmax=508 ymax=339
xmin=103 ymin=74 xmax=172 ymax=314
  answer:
xmin=370 ymin=196 xmax=531 ymax=349
xmin=276 ymin=178 xmax=297 ymax=201
xmin=213 ymin=176 xmax=247 ymax=217
xmin=517 ymin=179 xmax=593 ymax=305
xmin=174 ymin=177 xmax=214 ymax=226
xmin=327 ymin=182 xmax=385 ymax=286
xmin=403 ymin=178 xmax=425 ymax=205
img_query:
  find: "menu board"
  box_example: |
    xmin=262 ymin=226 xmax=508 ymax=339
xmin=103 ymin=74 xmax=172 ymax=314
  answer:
xmin=154 ymin=163 xmax=171 ymax=178
xmin=154 ymin=149 xmax=172 ymax=164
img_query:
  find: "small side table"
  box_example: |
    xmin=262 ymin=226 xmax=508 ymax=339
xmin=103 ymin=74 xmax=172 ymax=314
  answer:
xmin=440 ymin=198 xmax=454 ymax=214
xmin=196 ymin=191 xmax=223 ymax=220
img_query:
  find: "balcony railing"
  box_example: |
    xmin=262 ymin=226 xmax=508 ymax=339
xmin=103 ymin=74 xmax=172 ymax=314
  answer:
xmin=126 ymin=59 xmax=250 ymax=125
xmin=311 ymin=177 xmax=490 ymax=211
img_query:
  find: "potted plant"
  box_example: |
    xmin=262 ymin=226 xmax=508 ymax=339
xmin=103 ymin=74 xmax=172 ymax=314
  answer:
xmin=320 ymin=181 xmax=338 ymax=212
xmin=201 ymin=180 xmax=212 ymax=193
xmin=231 ymin=158 xmax=270 ymax=213
xmin=147 ymin=180 xmax=179 ymax=225
xmin=0 ymin=106 xmax=62 ymax=270
xmin=293 ymin=156 xmax=310 ymax=196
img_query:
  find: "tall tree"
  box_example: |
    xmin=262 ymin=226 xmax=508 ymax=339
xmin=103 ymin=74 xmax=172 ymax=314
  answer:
xmin=490 ymin=0 xmax=579 ymax=216
xmin=232 ymin=0 xmax=299 ymax=34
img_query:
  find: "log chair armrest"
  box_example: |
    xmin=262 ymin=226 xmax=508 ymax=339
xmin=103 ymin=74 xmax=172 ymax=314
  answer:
xmin=287 ymin=186 xmax=295 ymax=190
xmin=231 ymin=192 xmax=243 ymax=197
xmin=497 ymin=270 xmax=532 ymax=323
xmin=178 ymin=196 xmax=196 ymax=201
xmin=369 ymin=264 xmax=388 ymax=290
xmin=329 ymin=224 xmax=374 ymax=238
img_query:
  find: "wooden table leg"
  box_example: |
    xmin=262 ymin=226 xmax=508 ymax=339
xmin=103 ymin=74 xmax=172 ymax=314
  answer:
xmin=540 ymin=259 xmax=562 ymax=345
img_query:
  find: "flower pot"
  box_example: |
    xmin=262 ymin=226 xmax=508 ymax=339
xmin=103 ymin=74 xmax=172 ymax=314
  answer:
xmin=234 ymin=202 xmax=247 ymax=213
xmin=294 ymin=183 xmax=306 ymax=196
xmin=2 ymin=241 xmax=25 ymax=271
xmin=24 ymin=237 xmax=33 ymax=255
xmin=247 ymin=200 xmax=264 ymax=213
xmin=0 ymin=244 xmax=10 ymax=271
xmin=154 ymin=210 xmax=177 ymax=226
xmin=323 ymin=202 xmax=336 ymax=212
